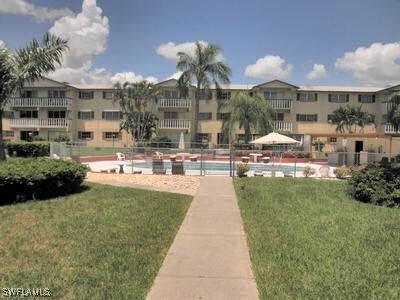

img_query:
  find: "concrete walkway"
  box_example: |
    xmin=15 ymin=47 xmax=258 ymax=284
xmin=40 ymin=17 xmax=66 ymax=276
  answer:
xmin=146 ymin=176 xmax=259 ymax=300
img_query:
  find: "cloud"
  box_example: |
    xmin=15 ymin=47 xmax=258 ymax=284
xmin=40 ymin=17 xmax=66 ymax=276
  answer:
xmin=0 ymin=40 xmax=5 ymax=49
xmin=335 ymin=42 xmax=400 ymax=85
xmin=244 ymin=55 xmax=293 ymax=81
xmin=156 ymin=41 xmax=224 ymax=61
xmin=111 ymin=72 xmax=158 ymax=84
xmin=306 ymin=63 xmax=327 ymax=80
xmin=0 ymin=0 xmax=74 ymax=22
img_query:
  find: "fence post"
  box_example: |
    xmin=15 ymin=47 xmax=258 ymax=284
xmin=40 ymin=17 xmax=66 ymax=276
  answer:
xmin=200 ymin=147 xmax=203 ymax=176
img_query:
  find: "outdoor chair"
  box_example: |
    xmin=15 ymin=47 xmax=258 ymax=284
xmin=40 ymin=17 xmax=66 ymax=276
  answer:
xmin=116 ymin=152 xmax=125 ymax=161
xmin=262 ymin=171 xmax=272 ymax=177
xmin=275 ymin=171 xmax=285 ymax=177
xmin=152 ymin=158 xmax=166 ymax=175
xmin=171 ymin=160 xmax=185 ymax=175
xmin=319 ymin=165 xmax=330 ymax=178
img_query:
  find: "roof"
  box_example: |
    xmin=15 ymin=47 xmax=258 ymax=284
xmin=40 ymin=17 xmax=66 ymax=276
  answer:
xmin=298 ymin=85 xmax=383 ymax=93
xmin=69 ymin=83 xmax=114 ymax=89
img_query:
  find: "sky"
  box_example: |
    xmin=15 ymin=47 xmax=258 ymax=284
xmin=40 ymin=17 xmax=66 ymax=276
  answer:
xmin=0 ymin=0 xmax=399 ymax=86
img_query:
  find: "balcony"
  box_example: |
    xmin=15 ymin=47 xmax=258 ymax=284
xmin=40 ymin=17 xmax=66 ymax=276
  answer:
xmin=10 ymin=97 xmax=71 ymax=108
xmin=383 ymin=124 xmax=400 ymax=134
xmin=158 ymin=98 xmax=191 ymax=109
xmin=272 ymin=121 xmax=292 ymax=132
xmin=158 ymin=119 xmax=191 ymax=130
xmin=10 ymin=118 xmax=69 ymax=128
xmin=266 ymin=99 xmax=292 ymax=110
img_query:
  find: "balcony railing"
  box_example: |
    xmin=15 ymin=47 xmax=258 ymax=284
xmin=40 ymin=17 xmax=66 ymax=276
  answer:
xmin=10 ymin=118 xmax=69 ymax=128
xmin=383 ymin=124 xmax=400 ymax=134
xmin=10 ymin=97 xmax=71 ymax=108
xmin=158 ymin=119 xmax=191 ymax=130
xmin=266 ymin=99 xmax=292 ymax=110
xmin=158 ymin=98 xmax=191 ymax=109
xmin=273 ymin=121 xmax=292 ymax=132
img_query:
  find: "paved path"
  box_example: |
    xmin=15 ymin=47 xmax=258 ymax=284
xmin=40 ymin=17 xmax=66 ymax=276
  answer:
xmin=146 ymin=176 xmax=259 ymax=300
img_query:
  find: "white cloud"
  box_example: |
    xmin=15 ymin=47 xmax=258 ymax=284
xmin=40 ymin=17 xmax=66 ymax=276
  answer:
xmin=335 ymin=42 xmax=400 ymax=85
xmin=156 ymin=41 xmax=224 ymax=61
xmin=244 ymin=55 xmax=293 ymax=81
xmin=111 ymin=72 xmax=158 ymax=84
xmin=165 ymin=71 xmax=183 ymax=80
xmin=0 ymin=0 xmax=74 ymax=22
xmin=0 ymin=40 xmax=5 ymax=49
xmin=306 ymin=63 xmax=327 ymax=80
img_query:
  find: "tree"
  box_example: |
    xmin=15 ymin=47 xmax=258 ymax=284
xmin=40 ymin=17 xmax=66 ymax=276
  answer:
xmin=387 ymin=91 xmax=400 ymax=132
xmin=222 ymin=92 xmax=274 ymax=144
xmin=176 ymin=41 xmax=231 ymax=145
xmin=330 ymin=105 xmax=375 ymax=134
xmin=114 ymin=81 xmax=162 ymax=143
xmin=0 ymin=33 xmax=68 ymax=161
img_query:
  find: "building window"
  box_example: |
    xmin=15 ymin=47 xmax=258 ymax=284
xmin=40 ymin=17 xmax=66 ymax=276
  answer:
xmin=195 ymin=90 xmax=212 ymax=100
xmin=163 ymin=90 xmax=184 ymax=99
xmin=22 ymin=90 xmax=38 ymax=98
xmin=358 ymin=94 xmax=375 ymax=103
xmin=3 ymin=111 xmax=14 ymax=119
xmin=297 ymin=93 xmax=317 ymax=102
xmin=78 ymin=131 xmax=93 ymax=140
xmin=328 ymin=94 xmax=349 ymax=103
xmin=264 ymin=91 xmax=285 ymax=100
xmin=20 ymin=110 xmax=38 ymax=118
xmin=216 ymin=90 xmax=231 ymax=100
xmin=102 ymin=111 xmax=123 ymax=120
xmin=216 ymin=112 xmax=230 ymax=120
xmin=272 ymin=113 xmax=284 ymax=121
xmin=79 ymin=91 xmax=94 ymax=99
xmin=198 ymin=112 xmax=212 ymax=120
xmin=103 ymin=91 xmax=113 ymax=99
xmin=103 ymin=132 xmax=121 ymax=140
xmin=217 ymin=133 xmax=226 ymax=144
xmin=48 ymin=111 xmax=66 ymax=119
xmin=296 ymin=114 xmax=318 ymax=122
xmin=78 ymin=111 xmax=95 ymax=120
xmin=197 ymin=133 xmax=210 ymax=143
xmin=48 ymin=90 xmax=66 ymax=98
xmin=163 ymin=111 xmax=178 ymax=119
xmin=4 ymin=130 xmax=14 ymax=137
xmin=329 ymin=137 xmax=337 ymax=143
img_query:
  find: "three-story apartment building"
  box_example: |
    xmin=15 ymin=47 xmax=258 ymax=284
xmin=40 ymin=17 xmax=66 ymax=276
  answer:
xmin=3 ymin=78 xmax=400 ymax=154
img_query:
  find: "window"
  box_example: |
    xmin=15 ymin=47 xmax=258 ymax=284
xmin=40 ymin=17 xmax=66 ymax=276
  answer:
xmin=264 ymin=90 xmax=285 ymax=100
xmin=48 ymin=111 xmax=66 ymax=119
xmin=102 ymin=111 xmax=123 ymax=120
xmin=216 ymin=112 xmax=231 ymax=120
xmin=103 ymin=132 xmax=121 ymax=140
xmin=358 ymin=94 xmax=375 ymax=103
xmin=329 ymin=137 xmax=337 ymax=143
xmin=78 ymin=111 xmax=94 ymax=120
xmin=79 ymin=91 xmax=94 ymax=99
xmin=78 ymin=131 xmax=93 ymax=140
xmin=103 ymin=91 xmax=113 ymax=99
xmin=297 ymin=93 xmax=318 ymax=102
xmin=197 ymin=133 xmax=210 ymax=143
xmin=20 ymin=110 xmax=38 ymax=118
xmin=4 ymin=131 xmax=14 ymax=137
xmin=217 ymin=133 xmax=226 ymax=144
xmin=329 ymin=94 xmax=349 ymax=103
xmin=198 ymin=112 xmax=212 ymax=120
xmin=216 ymin=90 xmax=231 ymax=100
xmin=273 ymin=113 xmax=284 ymax=121
xmin=195 ymin=90 xmax=212 ymax=100
xmin=163 ymin=90 xmax=183 ymax=99
xmin=48 ymin=90 xmax=66 ymax=98
xmin=163 ymin=111 xmax=178 ymax=119
xmin=296 ymin=114 xmax=318 ymax=122
xmin=3 ymin=111 xmax=14 ymax=119
xmin=22 ymin=90 xmax=38 ymax=98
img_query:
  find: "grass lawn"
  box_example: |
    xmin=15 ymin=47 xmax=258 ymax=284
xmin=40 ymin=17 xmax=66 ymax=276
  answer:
xmin=0 ymin=183 xmax=191 ymax=299
xmin=234 ymin=178 xmax=400 ymax=299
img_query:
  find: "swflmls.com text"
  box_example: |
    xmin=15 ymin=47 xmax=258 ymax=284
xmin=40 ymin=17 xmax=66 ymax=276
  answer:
xmin=2 ymin=288 xmax=50 ymax=298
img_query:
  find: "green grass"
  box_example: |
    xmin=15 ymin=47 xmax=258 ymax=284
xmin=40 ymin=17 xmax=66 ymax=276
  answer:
xmin=0 ymin=183 xmax=191 ymax=299
xmin=234 ymin=178 xmax=400 ymax=299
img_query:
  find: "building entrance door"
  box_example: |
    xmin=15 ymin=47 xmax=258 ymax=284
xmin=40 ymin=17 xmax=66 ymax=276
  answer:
xmin=354 ymin=140 xmax=363 ymax=165
xmin=20 ymin=131 xmax=38 ymax=141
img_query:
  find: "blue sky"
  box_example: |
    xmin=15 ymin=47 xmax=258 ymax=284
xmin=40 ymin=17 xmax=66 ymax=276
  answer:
xmin=0 ymin=0 xmax=399 ymax=86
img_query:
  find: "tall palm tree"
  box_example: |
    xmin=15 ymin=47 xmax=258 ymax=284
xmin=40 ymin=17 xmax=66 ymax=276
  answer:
xmin=113 ymin=81 xmax=162 ymax=143
xmin=0 ymin=33 xmax=68 ymax=161
xmin=222 ymin=92 xmax=274 ymax=144
xmin=176 ymin=42 xmax=231 ymax=145
xmin=330 ymin=105 xmax=375 ymax=134
xmin=387 ymin=91 xmax=400 ymax=132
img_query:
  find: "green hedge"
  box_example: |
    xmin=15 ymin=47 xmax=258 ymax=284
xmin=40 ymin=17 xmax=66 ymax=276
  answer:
xmin=7 ymin=141 xmax=50 ymax=157
xmin=0 ymin=158 xmax=87 ymax=204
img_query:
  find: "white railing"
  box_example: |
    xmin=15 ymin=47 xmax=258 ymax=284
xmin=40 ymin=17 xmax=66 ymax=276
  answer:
xmin=158 ymin=119 xmax=191 ymax=130
xmin=266 ymin=99 xmax=292 ymax=110
xmin=273 ymin=121 xmax=292 ymax=132
xmin=158 ymin=98 xmax=191 ymax=109
xmin=10 ymin=97 xmax=71 ymax=108
xmin=10 ymin=118 xmax=69 ymax=128
xmin=384 ymin=124 xmax=400 ymax=134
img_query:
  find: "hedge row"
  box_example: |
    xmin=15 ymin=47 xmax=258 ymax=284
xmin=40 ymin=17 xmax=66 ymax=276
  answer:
xmin=0 ymin=158 xmax=87 ymax=204
xmin=7 ymin=141 xmax=50 ymax=157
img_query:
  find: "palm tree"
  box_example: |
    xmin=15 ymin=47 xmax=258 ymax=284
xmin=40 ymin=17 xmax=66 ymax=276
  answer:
xmin=222 ymin=92 xmax=274 ymax=144
xmin=0 ymin=33 xmax=68 ymax=161
xmin=176 ymin=42 xmax=231 ymax=145
xmin=330 ymin=105 xmax=375 ymax=134
xmin=386 ymin=91 xmax=400 ymax=132
xmin=114 ymin=81 xmax=162 ymax=143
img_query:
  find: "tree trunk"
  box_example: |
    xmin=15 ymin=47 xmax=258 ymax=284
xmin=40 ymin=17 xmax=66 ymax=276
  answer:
xmin=244 ymin=123 xmax=251 ymax=144
xmin=191 ymin=83 xmax=200 ymax=146
xmin=0 ymin=109 xmax=5 ymax=162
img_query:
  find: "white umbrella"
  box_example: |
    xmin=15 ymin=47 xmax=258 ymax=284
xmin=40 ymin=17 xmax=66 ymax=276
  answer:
xmin=178 ymin=132 xmax=185 ymax=150
xmin=250 ymin=132 xmax=299 ymax=145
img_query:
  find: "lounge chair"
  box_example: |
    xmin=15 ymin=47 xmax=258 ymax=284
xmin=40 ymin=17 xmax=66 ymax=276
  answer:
xmin=275 ymin=171 xmax=285 ymax=177
xmin=152 ymin=158 xmax=166 ymax=175
xmin=241 ymin=156 xmax=250 ymax=163
xmin=262 ymin=171 xmax=272 ymax=177
xmin=154 ymin=151 xmax=163 ymax=159
xmin=172 ymin=160 xmax=185 ymax=175
xmin=116 ymin=152 xmax=125 ymax=161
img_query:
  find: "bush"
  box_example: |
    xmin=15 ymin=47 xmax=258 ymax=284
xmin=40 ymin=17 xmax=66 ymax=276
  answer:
xmin=333 ymin=166 xmax=353 ymax=179
xmin=348 ymin=163 xmax=400 ymax=207
xmin=7 ymin=141 xmax=50 ymax=157
xmin=150 ymin=136 xmax=172 ymax=148
xmin=303 ymin=166 xmax=315 ymax=178
xmin=0 ymin=158 xmax=87 ymax=204
xmin=236 ymin=163 xmax=250 ymax=178
xmin=53 ymin=134 xmax=70 ymax=142
xmin=282 ymin=151 xmax=311 ymax=159
xmin=312 ymin=139 xmax=325 ymax=151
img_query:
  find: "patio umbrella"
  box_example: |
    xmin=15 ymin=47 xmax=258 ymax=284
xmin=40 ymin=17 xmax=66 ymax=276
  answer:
xmin=250 ymin=132 xmax=300 ymax=145
xmin=178 ymin=132 xmax=185 ymax=150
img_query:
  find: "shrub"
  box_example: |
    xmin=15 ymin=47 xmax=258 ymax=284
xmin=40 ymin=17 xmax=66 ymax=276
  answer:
xmin=7 ymin=141 xmax=50 ymax=157
xmin=0 ymin=158 xmax=87 ymax=204
xmin=333 ymin=166 xmax=353 ymax=179
xmin=282 ymin=151 xmax=311 ymax=159
xmin=236 ymin=163 xmax=250 ymax=178
xmin=150 ymin=136 xmax=172 ymax=148
xmin=303 ymin=166 xmax=315 ymax=178
xmin=53 ymin=134 xmax=70 ymax=142
xmin=312 ymin=139 xmax=325 ymax=151
xmin=32 ymin=135 xmax=46 ymax=141
xmin=348 ymin=163 xmax=400 ymax=207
